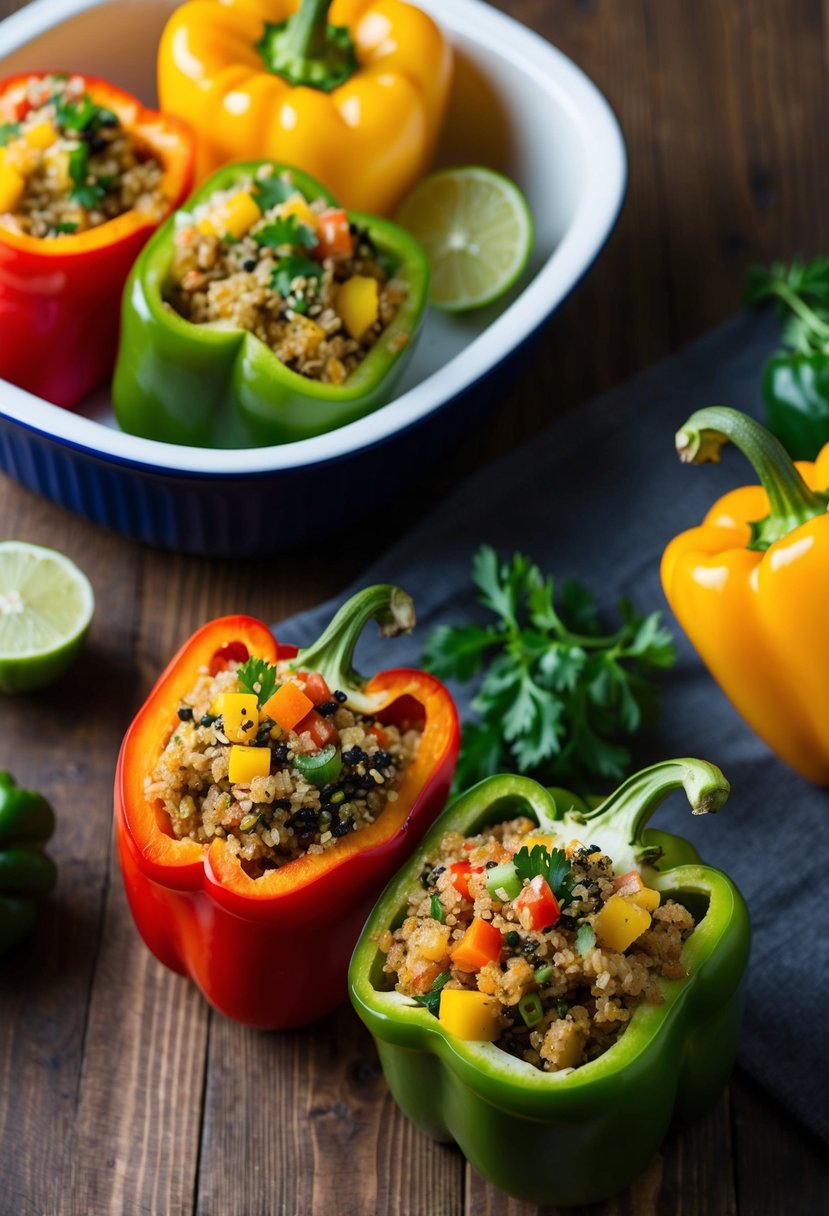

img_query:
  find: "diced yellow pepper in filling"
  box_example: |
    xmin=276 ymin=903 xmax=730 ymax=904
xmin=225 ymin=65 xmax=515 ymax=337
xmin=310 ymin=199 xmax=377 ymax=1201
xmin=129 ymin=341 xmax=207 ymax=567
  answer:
xmin=24 ymin=120 xmax=57 ymax=151
xmin=278 ymin=191 xmax=318 ymax=232
xmin=522 ymin=834 xmax=556 ymax=854
xmin=438 ymin=989 xmax=500 ymax=1041
xmin=593 ymin=895 xmax=651 ymax=952
xmin=43 ymin=146 xmax=71 ymax=191
xmin=0 ymin=163 xmax=26 ymax=212
xmin=198 ymin=191 xmax=261 ymax=240
xmin=220 ymin=692 xmax=260 ymax=743
xmin=627 ymin=886 xmax=661 ymax=912
xmin=337 ymin=275 xmax=380 ymax=340
xmin=228 ymin=744 xmax=270 ymax=784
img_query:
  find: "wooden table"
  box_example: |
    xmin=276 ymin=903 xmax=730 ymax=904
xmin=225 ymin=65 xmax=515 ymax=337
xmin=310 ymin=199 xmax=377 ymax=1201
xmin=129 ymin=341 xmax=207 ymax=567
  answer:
xmin=2 ymin=2 xmax=829 ymax=1212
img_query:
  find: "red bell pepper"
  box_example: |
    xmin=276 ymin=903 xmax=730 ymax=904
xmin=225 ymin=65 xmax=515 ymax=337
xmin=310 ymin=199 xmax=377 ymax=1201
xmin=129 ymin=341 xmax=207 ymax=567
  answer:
xmin=114 ymin=585 xmax=459 ymax=1030
xmin=0 ymin=72 xmax=194 ymax=407
xmin=514 ymin=875 xmax=560 ymax=931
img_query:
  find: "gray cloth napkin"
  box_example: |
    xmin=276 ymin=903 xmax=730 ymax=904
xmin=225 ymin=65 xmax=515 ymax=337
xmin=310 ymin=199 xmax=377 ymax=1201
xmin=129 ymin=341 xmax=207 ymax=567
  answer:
xmin=278 ymin=311 xmax=828 ymax=1144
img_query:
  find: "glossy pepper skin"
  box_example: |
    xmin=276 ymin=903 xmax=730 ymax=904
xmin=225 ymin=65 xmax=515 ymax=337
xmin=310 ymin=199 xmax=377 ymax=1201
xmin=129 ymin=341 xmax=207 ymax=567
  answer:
xmin=158 ymin=0 xmax=453 ymax=214
xmin=115 ymin=585 xmax=459 ymax=1029
xmin=0 ymin=73 xmax=194 ymax=408
xmin=0 ymin=772 xmax=57 ymax=956
xmin=112 ymin=160 xmax=429 ymax=447
xmin=350 ymin=760 xmax=749 ymax=1208
xmin=662 ymin=406 xmax=829 ymax=783
xmin=762 ymin=352 xmax=829 ymax=462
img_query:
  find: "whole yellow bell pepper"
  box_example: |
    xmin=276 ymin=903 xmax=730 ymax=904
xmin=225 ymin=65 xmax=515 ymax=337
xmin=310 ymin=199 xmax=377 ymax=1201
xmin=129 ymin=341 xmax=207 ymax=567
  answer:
xmin=158 ymin=0 xmax=453 ymax=214
xmin=661 ymin=406 xmax=829 ymax=784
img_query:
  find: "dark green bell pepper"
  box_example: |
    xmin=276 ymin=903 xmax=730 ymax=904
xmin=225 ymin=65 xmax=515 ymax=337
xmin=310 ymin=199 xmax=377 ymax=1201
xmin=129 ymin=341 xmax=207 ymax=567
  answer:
xmin=0 ymin=772 xmax=57 ymax=956
xmin=112 ymin=161 xmax=429 ymax=448
xmin=349 ymin=759 xmax=750 ymax=1208
xmin=761 ymin=353 xmax=829 ymax=461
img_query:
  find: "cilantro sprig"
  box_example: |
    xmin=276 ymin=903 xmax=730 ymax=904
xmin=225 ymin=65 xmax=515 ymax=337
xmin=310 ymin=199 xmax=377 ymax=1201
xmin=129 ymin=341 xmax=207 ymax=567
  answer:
xmin=67 ymin=144 xmax=106 ymax=210
xmin=423 ymin=546 xmax=676 ymax=791
xmin=513 ymin=844 xmax=575 ymax=906
xmin=255 ymin=214 xmax=318 ymax=251
xmin=746 ymin=258 xmax=829 ymax=356
xmin=270 ymin=255 xmax=322 ymax=299
xmin=236 ymin=657 xmax=279 ymax=706
xmin=252 ymin=175 xmax=295 ymax=213
xmin=413 ymin=972 xmax=450 ymax=1017
xmin=0 ymin=122 xmax=21 ymax=147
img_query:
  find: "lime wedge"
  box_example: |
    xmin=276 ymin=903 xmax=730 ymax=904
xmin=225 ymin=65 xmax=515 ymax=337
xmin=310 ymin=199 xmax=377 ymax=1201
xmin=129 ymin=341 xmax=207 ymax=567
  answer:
xmin=396 ymin=166 xmax=534 ymax=312
xmin=0 ymin=542 xmax=94 ymax=693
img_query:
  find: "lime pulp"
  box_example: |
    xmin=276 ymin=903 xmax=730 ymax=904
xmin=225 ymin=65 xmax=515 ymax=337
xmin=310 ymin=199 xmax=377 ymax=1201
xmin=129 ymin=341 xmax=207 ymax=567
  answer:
xmin=395 ymin=166 xmax=534 ymax=312
xmin=0 ymin=541 xmax=95 ymax=693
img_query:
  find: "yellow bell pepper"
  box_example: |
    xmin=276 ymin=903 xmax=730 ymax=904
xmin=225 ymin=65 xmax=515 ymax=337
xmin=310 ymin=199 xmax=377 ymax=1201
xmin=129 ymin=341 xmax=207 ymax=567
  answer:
xmin=0 ymin=163 xmax=25 ymax=213
xmin=158 ymin=0 xmax=453 ymax=215
xmin=220 ymin=692 xmax=260 ymax=743
xmin=661 ymin=407 xmax=829 ymax=784
xmin=337 ymin=274 xmax=379 ymax=338
xmin=593 ymin=896 xmax=651 ymax=953
xmin=198 ymin=190 xmax=262 ymax=239
xmin=228 ymin=744 xmax=271 ymax=783
xmin=23 ymin=120 xmax=57 ymax=151
xmin=438 ymin=988 xmax=500 ymax=1041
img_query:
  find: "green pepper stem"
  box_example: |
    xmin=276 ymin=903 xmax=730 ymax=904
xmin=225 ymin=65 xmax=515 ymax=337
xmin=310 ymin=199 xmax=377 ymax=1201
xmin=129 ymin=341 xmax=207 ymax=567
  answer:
xmin=676 ymin=406 xmax=828 ymax=549
xmin=289 ymin=585 xmax=415 ymax=697
xmin=564 ymin=759 xmax=729 ymax=843
xmin=257 ymin=0 xmax=358 ymax=92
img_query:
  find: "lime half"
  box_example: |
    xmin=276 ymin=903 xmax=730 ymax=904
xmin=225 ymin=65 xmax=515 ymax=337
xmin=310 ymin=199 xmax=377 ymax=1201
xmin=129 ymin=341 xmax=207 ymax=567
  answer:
xmin=396 ymin=166 xmax=534 ymax=312
xmin=0 ymin=542 xmax=95 ymax=693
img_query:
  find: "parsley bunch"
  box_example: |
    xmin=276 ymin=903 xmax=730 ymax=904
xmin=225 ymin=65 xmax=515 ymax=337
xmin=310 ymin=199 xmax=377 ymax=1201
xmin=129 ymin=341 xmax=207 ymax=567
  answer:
xmin=746 ymin=258 xmax=829 ymax=355
xmin=423 ymin=546 xmax=676 ymax=791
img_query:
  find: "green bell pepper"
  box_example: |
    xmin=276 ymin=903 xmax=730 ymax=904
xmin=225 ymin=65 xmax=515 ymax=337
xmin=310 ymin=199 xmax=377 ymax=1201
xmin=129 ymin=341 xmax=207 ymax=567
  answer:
xmin=112 ymin=161 xmax=429 ymax=448
xmin=0 ymin=772 xmax=57 ymax=956
xmin=349 ymin=759 xmax=750 ymax=1208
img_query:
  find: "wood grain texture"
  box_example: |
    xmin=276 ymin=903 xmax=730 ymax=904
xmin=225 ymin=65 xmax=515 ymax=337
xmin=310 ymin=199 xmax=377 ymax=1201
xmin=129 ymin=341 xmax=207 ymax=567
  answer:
xmin=2 ymin=1 xmax=829 ymax=1213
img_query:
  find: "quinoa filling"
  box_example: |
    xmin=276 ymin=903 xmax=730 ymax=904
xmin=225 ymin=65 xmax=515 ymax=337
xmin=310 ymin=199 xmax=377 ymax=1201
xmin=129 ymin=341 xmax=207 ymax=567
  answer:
xmin=0 ymin=74 xmax=166 ymax=238
xmin=166 ymin=166 xmax=408 ymax=385
xmin=147 ymin=656 xmax=421 ymax=878
xmin=380 ymin=818 xmax=696 ymax=1072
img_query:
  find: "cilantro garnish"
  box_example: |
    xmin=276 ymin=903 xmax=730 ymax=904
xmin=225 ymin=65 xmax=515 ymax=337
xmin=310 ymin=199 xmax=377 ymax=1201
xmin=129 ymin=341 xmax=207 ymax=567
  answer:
xmin=252 ymin=175 xmax=295 ymax=213
xmin=413 ymin=972 xmax=450 ymax=1017
xmin=54 ymin=91 xmax=118 ymax=135
xmin=575 ymin=924 xmax=596 ymax=956
xmin=254 ymin=214 xmax=318 ymax=251
xmin=67 ymin=144 xmax=106 ymax=210
xmin=270 ymin=255 xmax=322 ymax=299
xmin=236 ymin=657 xmax=279 ymax=706
xmin=430 ymin=893 xmax=444 ymax=924
xmin=423 ymin=545 xmax=676 ymax=791
xmin=513 ymin=844 xmax=575 ymax=907
xmin=746 ymin=258 xmax=829 ymax=356
xmin=52 ymin=222 xmax=79 ymax=234
xmin=0 ymin=122 xmax=21 ymax=146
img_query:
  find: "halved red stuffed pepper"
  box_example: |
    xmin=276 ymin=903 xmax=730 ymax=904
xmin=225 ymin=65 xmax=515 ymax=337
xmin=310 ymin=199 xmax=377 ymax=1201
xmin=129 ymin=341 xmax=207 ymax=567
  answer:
xmin=0 ymin=71 xmax=193 ymax=406
xmin=115 ymin=585 xmax=459 ymax=1029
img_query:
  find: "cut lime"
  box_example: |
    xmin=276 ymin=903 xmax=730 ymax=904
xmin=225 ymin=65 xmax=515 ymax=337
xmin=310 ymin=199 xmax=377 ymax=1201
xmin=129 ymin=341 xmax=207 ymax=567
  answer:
xmin=0 ymin=542 xmax=94 ymax=693
xmin=396 ymin=166 xmax=534 ymax=312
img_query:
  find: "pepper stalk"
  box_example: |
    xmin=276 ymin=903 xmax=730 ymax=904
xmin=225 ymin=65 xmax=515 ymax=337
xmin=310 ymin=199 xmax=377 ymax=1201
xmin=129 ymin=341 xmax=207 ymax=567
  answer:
xmin=536 ymin=758 xmax=730 ymax=878
xmin=675 ymin=406 xmax=829 ymax=549
xmin=288 ymin=584 xmax=415 ymax=714
xmin=257 ymin=0 xmax=359 ymax=91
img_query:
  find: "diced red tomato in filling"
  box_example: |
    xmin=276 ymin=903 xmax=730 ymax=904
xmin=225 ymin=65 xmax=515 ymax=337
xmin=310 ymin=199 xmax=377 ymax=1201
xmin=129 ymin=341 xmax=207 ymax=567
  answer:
xmin=449 ymin=860 xmax=484 ymax=901
xmin=298 ymin=671 xmax=332 ymax=706
xmin=315 ymin=208 xmax=353 ymax=259
xmin=295 ymin=709 xmax=338 ymax=748
xmin=209 ymin=641 xmax=250 ymax=675
xmin=514 ymin=875 xmax=560 ymax=931
xmin=368 ymin=723 xmax=388 ymax=748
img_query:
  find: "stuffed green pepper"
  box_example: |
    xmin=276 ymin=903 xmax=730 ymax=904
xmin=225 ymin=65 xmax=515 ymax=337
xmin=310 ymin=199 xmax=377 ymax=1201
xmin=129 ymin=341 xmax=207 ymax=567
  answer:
xmin=349 ymin=759 xmax=750 ymax=1207
xmin=113 ymin=161 xmax=429 ymax=447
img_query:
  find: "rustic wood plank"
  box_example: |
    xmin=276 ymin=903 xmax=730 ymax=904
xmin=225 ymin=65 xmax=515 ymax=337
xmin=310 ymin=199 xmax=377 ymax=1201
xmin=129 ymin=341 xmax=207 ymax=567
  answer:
xmin=0 ymin=475 xmax=144 ymax=1216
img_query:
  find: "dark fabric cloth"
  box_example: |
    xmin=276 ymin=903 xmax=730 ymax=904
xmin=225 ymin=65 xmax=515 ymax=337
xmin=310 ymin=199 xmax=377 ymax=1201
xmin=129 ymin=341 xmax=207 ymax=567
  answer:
xmin=277 ymin=312 xmax=828 ymax=1143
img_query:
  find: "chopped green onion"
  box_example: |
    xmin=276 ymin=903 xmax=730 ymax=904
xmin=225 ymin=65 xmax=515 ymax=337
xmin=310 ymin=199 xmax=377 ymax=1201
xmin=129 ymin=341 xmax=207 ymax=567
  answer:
xmin=534 ymin=964 xmax=552 ymax=984
xmin=239 ymin=813 xmax=260 ymax=832
xmin=485 ymin=861 xmax=521 ymax=901
xmin=413 ymin=971 xmax=450 ymax=1017
xmin=518 ymin=992 xmax=544 ymax=1028
xmin=575 ymin=924 xmax=596 ymax=956
xmin=292 ymin=744 xmax=342 ymax=788
xmin=430 ymin=893 xmax=444 ymax=924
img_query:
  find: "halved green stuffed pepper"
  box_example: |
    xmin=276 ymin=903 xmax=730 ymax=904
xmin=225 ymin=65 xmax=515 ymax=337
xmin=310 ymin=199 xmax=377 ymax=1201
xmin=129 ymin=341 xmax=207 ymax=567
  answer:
xmin=349 ymin=759 xmax=750 ymax=1207
xmin=112 ymin=160 xmax=429 ymax=447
